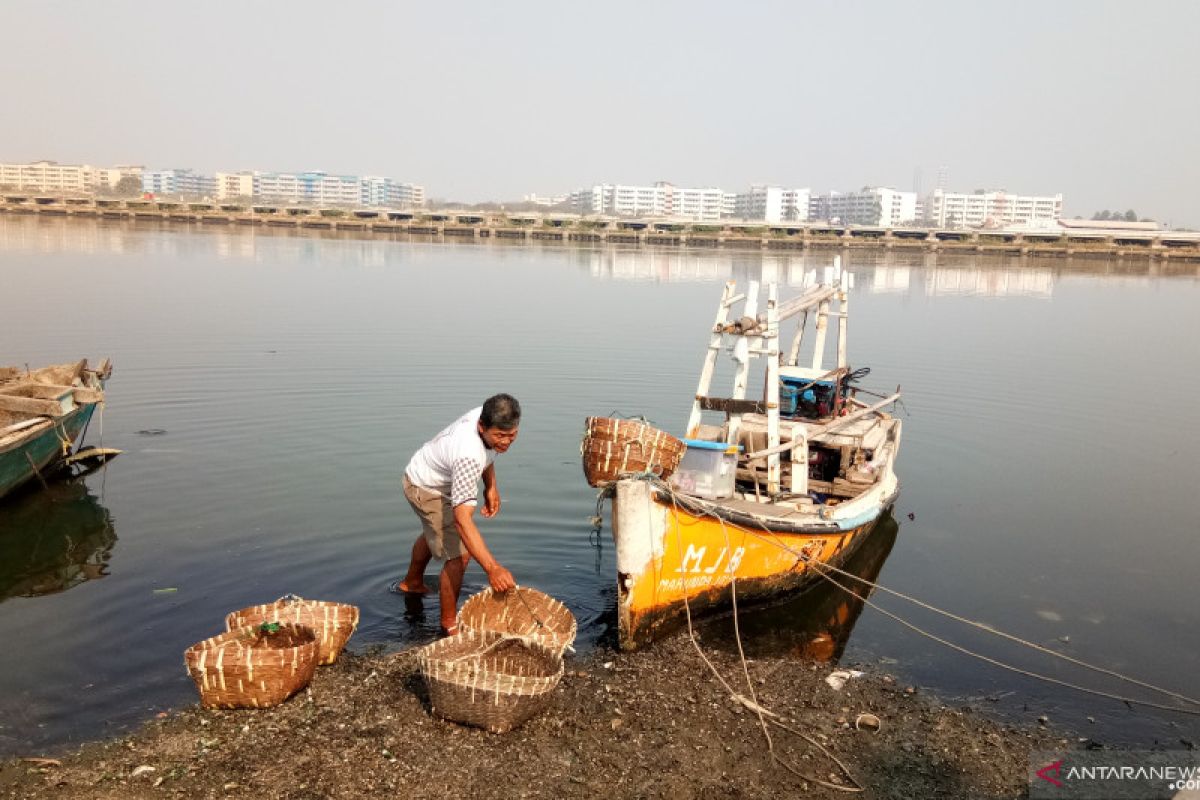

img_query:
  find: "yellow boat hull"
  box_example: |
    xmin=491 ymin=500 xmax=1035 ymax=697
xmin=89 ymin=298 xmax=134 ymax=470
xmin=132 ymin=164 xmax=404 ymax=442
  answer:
xmin=612 ymin=479 xmax=896 ymax=650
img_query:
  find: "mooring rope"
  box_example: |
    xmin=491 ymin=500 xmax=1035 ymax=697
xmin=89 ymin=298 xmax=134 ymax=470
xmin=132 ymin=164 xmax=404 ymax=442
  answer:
xmin=626 ymin=474 xmax=1200 ymax=717
xmin=803 ymin=551 xmax=1200 ymax=710
xmin=801 ymin=558 xmax=1200 ymax=717
xmin=661 ymin=487 xmax=865 ymax=792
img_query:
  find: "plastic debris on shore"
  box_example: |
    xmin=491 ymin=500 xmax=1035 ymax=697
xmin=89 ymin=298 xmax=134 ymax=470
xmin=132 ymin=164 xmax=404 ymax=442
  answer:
xmin=824 ymin=669 xmax=864 ymax=691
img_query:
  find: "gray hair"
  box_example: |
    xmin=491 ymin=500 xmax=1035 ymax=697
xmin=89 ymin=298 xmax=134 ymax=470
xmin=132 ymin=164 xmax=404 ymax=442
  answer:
xmin=481 ymin=393 xmax=521 ymax=430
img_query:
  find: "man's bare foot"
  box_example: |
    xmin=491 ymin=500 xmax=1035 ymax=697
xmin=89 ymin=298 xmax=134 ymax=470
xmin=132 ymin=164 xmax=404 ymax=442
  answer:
xmin=395 ymin=579 xmax=431 ymax=595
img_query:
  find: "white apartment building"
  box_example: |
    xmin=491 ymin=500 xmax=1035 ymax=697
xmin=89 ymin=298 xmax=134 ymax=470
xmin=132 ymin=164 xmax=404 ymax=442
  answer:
xmin=215 ymin=172 xmax=255 ymax=201
xmin=214 ymin=171 xmax=424 ymax=206
xmin=142 ymin=169 xmax=217 ymax=197
xmin=252 ymin=171 xmax=361 ymax=205
xmin=0 ymin=161 xmax=143 ymax=193
xmin=570 ymin=182 xmax=808 ymax=222
xmin=0 ymin=161 xmax=90 ymax=192
xmin=92 ymin=165 xmax=144 ymax=192
xmin=780 ymin=189 xmax=811 ymax=223
xmin=611 ymin=184 xmax=668 ymax=217
xmin=721 ymin=192 xmax=738 ymax=218
xmin=568 ymin=186 xmax=606 ymax=214
xmin=570 ymin=182 xmax=728 ymax=221
xmin=362 ymin=177 xmax=424 ymax=207
xmin=810 ymin=187 xmax=917 ymax=227
xmin=733 ymin=185 xmax=811 ymax=223
xmin=735 ymin=185 xmax=781 ymax=222
xmin=926 ymin=189 xmax=1063 ymax=228
xmin=663 ymin=185 xmax=728 ymax=221
xmin=521 ymin=193 xmax=569 ymax=207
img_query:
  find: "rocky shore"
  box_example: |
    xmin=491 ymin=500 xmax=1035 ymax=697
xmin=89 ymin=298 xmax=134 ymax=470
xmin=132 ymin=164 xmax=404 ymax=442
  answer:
xmin=1 ymin=634 xmax=1064 ymax=799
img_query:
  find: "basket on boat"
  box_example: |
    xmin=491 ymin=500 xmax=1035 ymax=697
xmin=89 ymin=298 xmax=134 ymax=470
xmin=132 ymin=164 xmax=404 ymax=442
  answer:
xmin=225 ymin=595 xmax=359 ymax=665
xmin=458 ymin=586 xmax=577 ymax=657
xmin=183 ymin=622 xmax=319 ymax=709
xmin=581 ymin=416 xmax=685 ymax=488
xmin=417 ymin=629 xmax=564 ymax=733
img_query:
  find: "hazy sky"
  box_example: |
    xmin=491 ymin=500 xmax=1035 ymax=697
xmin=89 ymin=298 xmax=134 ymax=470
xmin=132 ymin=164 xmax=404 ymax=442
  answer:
xmin=3 ymin=1 xmax=1198 ymax=224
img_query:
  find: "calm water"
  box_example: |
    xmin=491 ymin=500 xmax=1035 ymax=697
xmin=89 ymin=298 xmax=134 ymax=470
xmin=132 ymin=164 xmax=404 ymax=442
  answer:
xmin=2 ymin=215 xmax=1199 ymax=755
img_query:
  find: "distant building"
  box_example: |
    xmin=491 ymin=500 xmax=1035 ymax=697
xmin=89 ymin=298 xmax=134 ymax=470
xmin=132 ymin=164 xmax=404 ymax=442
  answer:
xmin=215 ymin=172 xmax=255 ymax=201
xmin=569 ymin=183 xmax=728 ymax=221
xmin=733 ymin=185 xmax=811 ymax=223
xmin=926 ymin=189 xmax=1062 ymax=228
xmin=663 ymin=185 xmax=730 ymax=221
xmin=213 ymin=170 xmax=424 ymax=206
xmin=142 ymin=169 xmax=216 ymax=197
xmin=362 ymin=176 xmax=424 ymax=207
xmin=522 ymin=193 xmax=569 ymax=207
xmin=254 ymin=171 xmax=361 ymax=205
xmin=0 ymin=161 xmax=91 ymax=192
xmin=0 ymin=160 xmax=143 ymax=193
xmin=569 ymin=182 xmax=809 ymax=222
xmin=810 ymin=188 xmax=917 ymax=227
xmin=1055 ymin=218 xmax=1158 ymax=232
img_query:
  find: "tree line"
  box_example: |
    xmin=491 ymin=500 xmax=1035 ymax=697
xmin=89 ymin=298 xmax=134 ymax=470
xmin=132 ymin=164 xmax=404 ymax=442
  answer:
xmin=1092 ymin=209 xmax=1151 ymax=222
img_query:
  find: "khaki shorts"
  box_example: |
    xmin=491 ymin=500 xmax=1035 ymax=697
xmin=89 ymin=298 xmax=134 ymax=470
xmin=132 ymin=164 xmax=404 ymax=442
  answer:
xmin=403 ymin=476 xmax=466 ymax=560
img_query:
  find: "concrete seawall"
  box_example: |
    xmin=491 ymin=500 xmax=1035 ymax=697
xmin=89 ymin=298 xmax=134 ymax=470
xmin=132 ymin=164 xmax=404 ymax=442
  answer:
xmin=4 ymin=195 xmax=1199 ymax=262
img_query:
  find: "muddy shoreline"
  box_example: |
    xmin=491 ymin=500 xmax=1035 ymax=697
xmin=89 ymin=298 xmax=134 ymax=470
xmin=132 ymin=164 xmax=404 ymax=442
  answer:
xmin=0 ymin=633 xmax=1082 ymax=799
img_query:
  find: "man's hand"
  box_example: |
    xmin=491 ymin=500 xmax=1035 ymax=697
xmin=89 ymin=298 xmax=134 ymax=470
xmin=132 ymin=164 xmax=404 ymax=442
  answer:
xmin=482 ymin=485 xmax=501 ymax=518
xmin=486 ymin=564 xmax=516 ymax=593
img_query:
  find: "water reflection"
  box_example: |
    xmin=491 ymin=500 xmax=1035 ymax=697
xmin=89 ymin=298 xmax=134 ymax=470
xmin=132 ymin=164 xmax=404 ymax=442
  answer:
xmin=578 ymin=248 xmax=1060 ymax=297
xmin=0 ymin=482 xmax=116 ymax=601
xmin=3 ymin=215 xmax=1197 ymax=290
xmin=698 ymin=512 xmax=899 ymax=662
xmin=923 ymin=266 xmax=1054 ymax=298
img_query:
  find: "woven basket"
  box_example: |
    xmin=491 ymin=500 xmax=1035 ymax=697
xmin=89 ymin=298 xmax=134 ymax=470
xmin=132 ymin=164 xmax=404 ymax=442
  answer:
xmin=225 ymin=596 xmax=359 ymax=665
xmin=581 ymin=417 xmax=685 ymax=487
xmin=458 ymin=586 xmax=577 ymax=657
xmin=417 ymin=629 xmax=563 ymax=733
xmin=184 ymin=623 xmax=319 ymax=709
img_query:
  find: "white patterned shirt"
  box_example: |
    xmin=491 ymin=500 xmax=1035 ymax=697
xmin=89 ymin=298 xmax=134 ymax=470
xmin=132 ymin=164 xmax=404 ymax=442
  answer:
xmin=404 ymin=407 xmax=496 ymax=507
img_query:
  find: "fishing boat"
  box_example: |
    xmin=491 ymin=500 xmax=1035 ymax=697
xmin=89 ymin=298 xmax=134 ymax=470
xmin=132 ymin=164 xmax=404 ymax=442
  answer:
xmin=585 ymin=260 xmax=903 ymax=650
xmin=0 ymin=359 xmax=114 ymax=501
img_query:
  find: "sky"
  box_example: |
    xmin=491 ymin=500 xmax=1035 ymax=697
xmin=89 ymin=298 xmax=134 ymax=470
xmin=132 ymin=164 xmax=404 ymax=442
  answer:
xmin=2 ymin=0 xmax=1198 ymax=225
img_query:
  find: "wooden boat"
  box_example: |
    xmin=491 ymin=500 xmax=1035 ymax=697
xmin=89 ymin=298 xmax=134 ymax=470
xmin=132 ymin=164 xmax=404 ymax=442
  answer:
xmin=0 ymin=359 xmax=113 ymax=501
xmin=596 ymin=260 xmax=903 ymax=650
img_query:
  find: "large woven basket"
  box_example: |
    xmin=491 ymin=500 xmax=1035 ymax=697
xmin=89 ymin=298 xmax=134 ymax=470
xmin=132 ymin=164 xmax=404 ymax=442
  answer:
xmin=225 ymin=596 xmax=359 ymax=665
xmin=184 ymin=622 xmax=319 ymax=709
xmin=581 ymin=417 xmax=685 ymax=487
xmin=458 ymin=586 xmax=577 ymax=658
xmin=417 ymin=629 xmax=563 ymax=733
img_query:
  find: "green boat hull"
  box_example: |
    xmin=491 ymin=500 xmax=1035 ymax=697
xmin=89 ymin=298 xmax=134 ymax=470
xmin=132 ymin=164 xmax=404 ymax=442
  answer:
xmin=0 ymin=404 xmax=97 ymax=500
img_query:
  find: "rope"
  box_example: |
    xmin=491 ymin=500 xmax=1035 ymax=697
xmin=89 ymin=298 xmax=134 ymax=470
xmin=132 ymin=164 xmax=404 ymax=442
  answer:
xmin=801 ymin=558 xmax=1200 ymax=716
xmin=625 ymin=473 xmax=1200 ymax=716
xmin=660 ymin=487 xmax=864 ymax=792
xmin=53 ymin=421 xmax=71 ymax=457
xmin=98 ymin=401 xmax=109 ymax=497
xmin=805 ymin=554 xmax=1200 ymax=710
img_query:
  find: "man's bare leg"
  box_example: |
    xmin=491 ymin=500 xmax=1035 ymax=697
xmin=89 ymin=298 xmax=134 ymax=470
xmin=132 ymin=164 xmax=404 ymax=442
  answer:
xmin=398 ymin=536 xmax=432 ymax=594
xmin=439 ymin=554 xmax=471 ymax=633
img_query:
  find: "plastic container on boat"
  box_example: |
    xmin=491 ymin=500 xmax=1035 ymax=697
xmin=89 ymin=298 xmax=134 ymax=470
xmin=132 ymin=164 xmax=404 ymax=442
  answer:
xmin=669 ymin=439 xmax=740 ymax=499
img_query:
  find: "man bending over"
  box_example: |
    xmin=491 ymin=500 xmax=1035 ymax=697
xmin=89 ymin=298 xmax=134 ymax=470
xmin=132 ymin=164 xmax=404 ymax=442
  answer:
xmin=399 ymin=394 xmax=520 ymax=634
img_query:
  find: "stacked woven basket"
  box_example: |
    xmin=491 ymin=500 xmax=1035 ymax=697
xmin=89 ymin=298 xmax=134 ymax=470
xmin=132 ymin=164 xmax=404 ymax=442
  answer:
xmin=418 ymin=586 xmax=577 ymax=733
xmin=183 ymin=595 xmax=359 ymax=709
xmin=182 ymin=586 xmax=575 ymax=734
xmin=580 ymin=416 xmax=684 ymax=488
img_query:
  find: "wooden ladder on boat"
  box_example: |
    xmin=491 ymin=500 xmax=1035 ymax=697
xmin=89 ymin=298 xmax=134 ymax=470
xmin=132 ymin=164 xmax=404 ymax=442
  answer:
xmin=685 ymin=257 xmax=853 ymax=497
